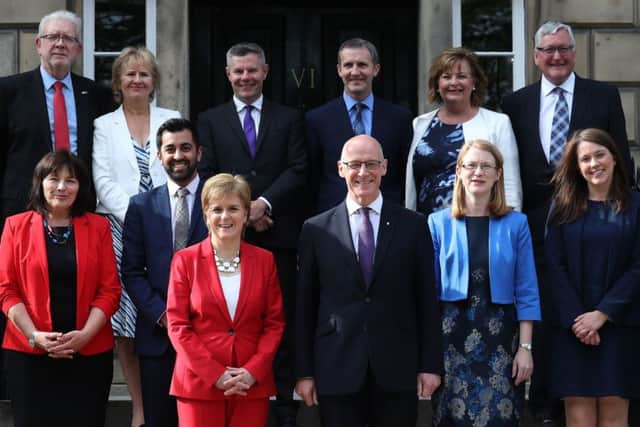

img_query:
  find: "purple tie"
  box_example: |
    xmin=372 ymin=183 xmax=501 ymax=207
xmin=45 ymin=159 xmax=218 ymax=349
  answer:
xmin=243 ymin=105 xmax=257 ymax=157
xmin=358 ymin=207 xmax=374 ymax=286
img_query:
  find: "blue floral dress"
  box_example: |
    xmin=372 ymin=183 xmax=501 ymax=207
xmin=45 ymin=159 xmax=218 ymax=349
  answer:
xmin=433 ymin=217 xmax=524 ymax=427
xmin=412 ymin=114 xmax=464 ymax=216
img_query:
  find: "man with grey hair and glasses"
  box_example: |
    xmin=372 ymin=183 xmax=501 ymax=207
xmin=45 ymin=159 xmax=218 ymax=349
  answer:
xmin=0 ymin=9 xmax=112 ymax=399
xmin=502 ymin=20 xmax=633 ymax=426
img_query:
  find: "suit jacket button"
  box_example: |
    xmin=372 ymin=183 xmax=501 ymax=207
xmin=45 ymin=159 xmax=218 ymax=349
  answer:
xmin=228 ymin=328 xmax=235 ymax=335
xmin=365 ymin=297 xmax=371 ymax=303
xmin=250 ymin=170 xmax=257 ymax=176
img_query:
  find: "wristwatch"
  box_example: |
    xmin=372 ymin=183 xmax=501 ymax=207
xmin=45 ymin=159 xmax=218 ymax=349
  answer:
xmin=28 ymin=331 xmax=37 ymax=348
xmin=519 ymin=342 xmax=532 ymax=351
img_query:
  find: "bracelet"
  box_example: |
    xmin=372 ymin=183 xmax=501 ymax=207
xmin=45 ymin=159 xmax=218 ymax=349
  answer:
xmin=519 ymin=342 xmax=532 ymax=351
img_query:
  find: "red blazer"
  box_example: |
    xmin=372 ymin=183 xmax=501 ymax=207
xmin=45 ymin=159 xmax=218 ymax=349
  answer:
xmin=0 ymin=211 xmax=121 ymax=355
xmin=167 ymin=240 xmax=284 ymax=400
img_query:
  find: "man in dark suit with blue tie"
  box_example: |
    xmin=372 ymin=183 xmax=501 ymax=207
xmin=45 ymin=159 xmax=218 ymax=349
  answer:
xmin=196 ymin=42 xmax=306 ymax=427
xmin=122 ymin=118 xmax=208 ymax=427
xmin=306 ymin=38 xmax=413 ymax=214
xmin=294 ymin=135 xmax=442 ymax=427
xmin=501 ymin=21 xmax=633 ymax=426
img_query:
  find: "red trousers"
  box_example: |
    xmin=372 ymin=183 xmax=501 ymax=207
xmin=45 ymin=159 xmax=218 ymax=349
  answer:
xmin=176 ymin=397 xmax=269 ymax=427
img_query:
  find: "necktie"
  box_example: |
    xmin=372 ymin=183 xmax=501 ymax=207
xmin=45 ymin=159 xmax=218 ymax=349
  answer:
xmin=53 ymin=81 xmax=70 ymax=151
xmin=358 ymin=207 xmax=374 ymax=286
xmin=353 ymin=103 xmax=366 ymax=135
xmin=174 ymin=187 xmax=190 ymax=252
xmin=549 ymin=87 xmax=569 ymax=165
xmin=243 ymin=105 xmax=257 ymax=157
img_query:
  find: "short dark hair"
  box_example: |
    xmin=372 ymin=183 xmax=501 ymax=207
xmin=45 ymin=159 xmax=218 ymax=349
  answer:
xmin=156 ymin=118 xmax=199 ymax=151
xmin=28 ymin=150 xmax=94 ymax=217
xmin=338 ymin=38 xmax=379 ymax=65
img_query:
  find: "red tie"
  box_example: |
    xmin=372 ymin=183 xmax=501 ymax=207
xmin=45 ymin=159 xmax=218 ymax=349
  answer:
xmin=53 ymin=81 xmax=70 ymax=151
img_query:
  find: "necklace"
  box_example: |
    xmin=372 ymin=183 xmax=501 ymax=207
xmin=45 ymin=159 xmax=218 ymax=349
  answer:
xmin=214 ymin=250 xmax=240 ymax=273
xmin=43 ymin=218 xmax=73 ymax=245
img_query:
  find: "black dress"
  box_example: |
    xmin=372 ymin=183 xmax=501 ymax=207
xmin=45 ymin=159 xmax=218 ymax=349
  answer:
xmin=549 ymin=201 xmax=640 ymax=398
xmin=433 ymin=217 xmax=524 ymax=427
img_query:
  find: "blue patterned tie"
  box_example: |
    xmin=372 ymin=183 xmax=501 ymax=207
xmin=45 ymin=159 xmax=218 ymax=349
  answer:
xmin=358 ymin=207 xmax=374 ymax=286
xmin=353 ymin=103 xmax=366 ymax=135
xmin=243 ymin=105 xmax=257 ymax=157
xmin=549 ymin=87 xmax=569 ymax=165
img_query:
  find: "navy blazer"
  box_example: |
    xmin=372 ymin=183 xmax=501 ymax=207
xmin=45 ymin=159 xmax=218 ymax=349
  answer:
xmin=306 ymin=96 xmax=413 ymax=213
xmin=501 ymin=75 xmax=632 ymax=251
xmin=122 ymin=182 xmax=208 ymax=356
xmin=428 ymin=209 xmax=541 ymax=321
xmin=545 ymin=193 xmax=640 ymax=328
xmin=294 ymin=200 xmax=442 ymax=395
xmin=0 ymin=68 xmax=113 ymax=226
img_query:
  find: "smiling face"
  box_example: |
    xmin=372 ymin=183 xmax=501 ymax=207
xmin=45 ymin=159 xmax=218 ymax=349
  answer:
xmin=337 ymin=47 xmax=380 ymax=101
xmin=120 ymin=60 xmax=155 ymax=103
xmin=42 ymin=166 xmax=79 ymax=216
xmin=338 ymin=135 xmax=387 ymax=206
xmin=437 ymin=59 xmax=475 ymax=107
xmin=534 ymin=29 xmax=576 ymax=85
xmin=457 ymin=147 xmax=502 ymax=200
xmin=226 ymin=53 xmax=269 ymax=105
xmin=205 ymin=194 xmax=248 ymax=246
xmin=576 ymin=140 xmax=616 ymax=196
xmin=36 ymin=18 xmax=81 ymax=79
xmin=158 ymin=129 xmax=201 ymax=187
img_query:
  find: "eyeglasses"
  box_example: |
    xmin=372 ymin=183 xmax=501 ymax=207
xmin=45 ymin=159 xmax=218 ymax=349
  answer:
xmin=40 ymin=33 xmax=80 ymax=45
xmin=341 ymin=160 xmax=383 ymax=171
xmin=461 ymin=162 xmax=497 ymax=172
xmin=535 ymin=46 xmax=574 ymax=56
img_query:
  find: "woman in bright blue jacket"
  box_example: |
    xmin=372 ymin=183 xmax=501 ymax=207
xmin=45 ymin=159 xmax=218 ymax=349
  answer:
xmin=428 ymin=140 xmax=541 ymax=427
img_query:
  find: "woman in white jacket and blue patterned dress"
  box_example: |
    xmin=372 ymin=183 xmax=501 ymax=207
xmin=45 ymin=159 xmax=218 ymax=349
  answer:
xmin=405 ymin=47 xmax=522 ymax=215
xmin=92 ymin=46 xmax=179 ymax=427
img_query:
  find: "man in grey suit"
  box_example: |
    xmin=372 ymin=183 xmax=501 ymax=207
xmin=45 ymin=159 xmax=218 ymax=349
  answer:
xmin=502 ymin=20 xmax=633 ymax=425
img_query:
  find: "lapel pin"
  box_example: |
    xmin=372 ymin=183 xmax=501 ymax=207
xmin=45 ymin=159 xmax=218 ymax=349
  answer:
xmin=386 ymin=221 xmax=390 ymax=226
xmin=81 ymin=90 xmax=88 ymax=94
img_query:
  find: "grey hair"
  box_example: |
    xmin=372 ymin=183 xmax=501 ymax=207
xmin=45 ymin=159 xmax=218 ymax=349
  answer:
xmin=534 ymin=21 xmax=575 ymax=48
xmin=226 ymin=42 xmax=266 ymax=66
xmin=338 ymin=38 xmax=379 ymax=65
xmin=38 ymin=10 xmax=81 ymax=41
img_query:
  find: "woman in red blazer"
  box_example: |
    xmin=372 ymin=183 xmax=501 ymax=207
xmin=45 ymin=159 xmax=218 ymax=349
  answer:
xmin=167 ymin=173 xmax=285 ymax=427
xmin=0 ymin=151 xmax=121 ymax=427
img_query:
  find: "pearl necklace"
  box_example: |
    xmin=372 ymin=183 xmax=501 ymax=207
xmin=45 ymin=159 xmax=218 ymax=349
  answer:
xmin=214 ymin=250 xmax=240 ymax=273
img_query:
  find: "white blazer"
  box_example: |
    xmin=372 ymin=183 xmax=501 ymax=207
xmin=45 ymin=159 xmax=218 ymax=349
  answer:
xmin=93 ymin=104 xmax=181 ymax=221
xmin=404 ymin=107 xmax=522 ymax=211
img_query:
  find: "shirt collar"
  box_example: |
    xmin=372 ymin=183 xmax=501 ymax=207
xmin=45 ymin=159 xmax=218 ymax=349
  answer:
xmin=167 ymin=174 xmax=200 ymax=198
xmin=40 ymin=65 xmax=73 ymax=91
xmin=541 ymin=72 xmax=575 ymax=96
xmin=343 ymin=92 xmax=374 ymax=112
xmin=233 ymin=94 xmax=263 ymax=113
xmin=346 ymin=192 xmax=383 ymax=216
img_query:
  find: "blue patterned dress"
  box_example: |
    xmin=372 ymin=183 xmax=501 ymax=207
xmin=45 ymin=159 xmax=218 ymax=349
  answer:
xmin=412 ymin=114 xmax=464 ymax=216
xmin=108 ymin=139 xmax=154 ymax=338
xmin=433 ymin=217 xmax=524 ymax=427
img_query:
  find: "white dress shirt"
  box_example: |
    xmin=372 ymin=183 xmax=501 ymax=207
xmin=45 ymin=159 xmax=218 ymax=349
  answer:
xmin=539 ymin=72 xmax=575 ymax=162
xmin=345 ymin=193 xmax=383 ymax=256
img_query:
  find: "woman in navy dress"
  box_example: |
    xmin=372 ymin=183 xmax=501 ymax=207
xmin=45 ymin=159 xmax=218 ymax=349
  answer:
xmin=546 ymin=128 xmax=640 ymax=427
xmin=428 ymin=140 xmax=540 ymax=426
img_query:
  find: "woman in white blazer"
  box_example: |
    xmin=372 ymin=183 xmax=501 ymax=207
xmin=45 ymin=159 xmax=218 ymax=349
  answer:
xmin=92 ymin=46 xmax=180 ymax=427
xmin=405 ymin=47 xmax=522 ymax=215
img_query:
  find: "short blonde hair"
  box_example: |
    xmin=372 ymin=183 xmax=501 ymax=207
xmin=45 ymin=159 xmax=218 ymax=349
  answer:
xmin=451 ymin=140 xmax=510 ymax=218
xmin=201 ymin=173 xmax=251 ymax=214
xmin=111 ymin=46 xmax=160 ymax=103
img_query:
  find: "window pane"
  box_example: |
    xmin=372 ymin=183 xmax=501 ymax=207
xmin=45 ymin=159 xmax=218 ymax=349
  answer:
xmin=95 ymin=56 xmax=116 ymax=92
xmin=462 ymin=0 xmax=511 ymax=51
xmin=478 ymin=56 xmax=512 ymax=111
xmin=95 ymin=0 xmax=145 ymax=52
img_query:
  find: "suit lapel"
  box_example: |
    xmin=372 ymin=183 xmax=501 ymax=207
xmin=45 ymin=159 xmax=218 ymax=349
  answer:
xmin=225 ymin=102 xmax=253 ymax=158
xmin=569 ymin=75 xmax=587 ymax=133
xmin=112 ymin=106 xmax=139 ymax=172
xmin=29 ymin=213 xmax=49 ymax=290
xmin=73 ymin=215 xmax=89 ymax=305
xmin=331 ymin=203 xmax=364 ymax=287
xmin=233 ymin=242 xmax=253 ymax=323
xmin=200 ymin=240 xmax=234 ymax=324
xmin=255 ymin=100 xmax=271 ymax=156
xmin=371 ymin=202 xmax=394 ymax=288
xmin=71 ymin=74 xmax=90 ymax=160
xmin=189 ymin=181 xmax=206 ymax=244
xmin=152 ymin=186 xmax=173 ymax=248
xmin=30 ymin=69 xmax=53 ymax=152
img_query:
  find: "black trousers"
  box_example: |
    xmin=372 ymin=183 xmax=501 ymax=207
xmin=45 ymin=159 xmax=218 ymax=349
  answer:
xmin=318 ymin=368 xmax=418 ymax=427
xmin=139 ymin=348 xmax=179 ymax=427
xmin=5 ymin=349 xmax=113 ymax=427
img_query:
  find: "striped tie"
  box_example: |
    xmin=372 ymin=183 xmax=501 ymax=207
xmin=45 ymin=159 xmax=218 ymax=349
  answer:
xmin=549 ymin=87 xmax=569 ymax=165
